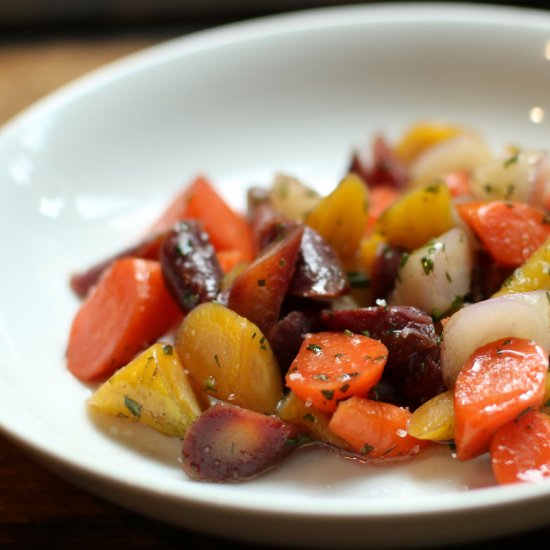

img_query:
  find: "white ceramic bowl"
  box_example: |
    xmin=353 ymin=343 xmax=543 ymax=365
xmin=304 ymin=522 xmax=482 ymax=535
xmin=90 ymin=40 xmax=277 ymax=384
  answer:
xmin=2 ymin=3 xmax=550 ymax=548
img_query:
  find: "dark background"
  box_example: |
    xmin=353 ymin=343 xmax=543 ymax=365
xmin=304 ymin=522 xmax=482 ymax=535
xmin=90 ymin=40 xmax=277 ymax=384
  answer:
xmin=2 ymin=0 xmax=550 ymax=36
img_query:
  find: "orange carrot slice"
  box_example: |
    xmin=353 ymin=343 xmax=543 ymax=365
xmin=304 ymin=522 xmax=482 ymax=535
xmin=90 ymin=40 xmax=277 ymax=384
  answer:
xmin=67 ymin=258 xmax=180 ymax=381
xmin=454 ymin=337 xmax=548 ymax=461
xmin=285 ymin=332 xmax=388 ymax=413
xmin=328 ymin=396 xmax=427 ymax=459
xmin=456 ymin=200 xmax=550 ymax=268
xmin=149 ymin=175 xmax=255 ymax=262
xmin=490 ymin=409 xmax=550 ymax=484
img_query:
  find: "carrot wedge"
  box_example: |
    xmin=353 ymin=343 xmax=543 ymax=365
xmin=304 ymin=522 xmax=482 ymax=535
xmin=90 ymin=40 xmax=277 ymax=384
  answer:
xmin=285 ymin=332 xmax=388 ymax=413
xmin=328 ymin=396 xmax=427 ymax=459
xmin=490 ymin=409 xmax=550 ymax=484
xmin=149 ymin=175 xmax=255 ymax=262
xmin=456 ymin=200 xmax=550 ymax=268
xmin=67 ymin=258 xmax=181 ymax=381
xmin=454 ymin=337 xmax=548 ymax=461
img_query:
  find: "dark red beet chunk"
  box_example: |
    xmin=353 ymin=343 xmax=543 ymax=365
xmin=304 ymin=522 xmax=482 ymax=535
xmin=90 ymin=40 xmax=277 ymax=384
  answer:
xmin=349 ymin=134 xmax=409 ymax=189
xmin=181 ymin=402 xmax=304 ymax=482
xmin=268 ymin=310 xmax=324 ymax=376
xmin=321 ymin=305 xmax=445 ymax=409
xmin=321 ymin=305 xmax=438 ymax=365
xmin=289 ymin=227 xmax=349 ymax=299
xmin=370 ymin=243 xmax=403 ymax=302
xmin=390 ymin=346 xmax=446 ymax=410
xmin=160 ymin=220 xmax=223 ymax=313
xmin=227 ymin=225 xmax=304 ymax=334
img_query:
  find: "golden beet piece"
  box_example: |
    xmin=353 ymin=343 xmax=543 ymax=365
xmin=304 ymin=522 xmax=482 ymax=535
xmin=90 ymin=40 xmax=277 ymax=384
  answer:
xmin=375 ymin=182 xmax=455 ymax=251
xmin=88 ymin=342 xmax=203 ymax=438
xmin=306 ymin=173 xmax=369 ymax=267
xmin=175 ymin=302 xmax=283 ymax=414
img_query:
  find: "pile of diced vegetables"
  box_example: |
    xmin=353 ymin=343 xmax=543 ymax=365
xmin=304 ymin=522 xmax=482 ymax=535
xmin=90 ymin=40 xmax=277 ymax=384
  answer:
xmin=67 ymin=121 xmax=550 ymax=484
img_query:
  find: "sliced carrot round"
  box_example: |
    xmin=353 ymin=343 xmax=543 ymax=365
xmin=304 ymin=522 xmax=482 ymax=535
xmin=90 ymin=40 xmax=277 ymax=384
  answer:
xmin=285 ymin=332 xmax=388 ymax=413
xmin=454 ymin=337 xmax=548 ymax=461
xmin=328 ymin=396 xmax=427 ymax=459
xmin=490 ymin=409 xmax=550 ymax=484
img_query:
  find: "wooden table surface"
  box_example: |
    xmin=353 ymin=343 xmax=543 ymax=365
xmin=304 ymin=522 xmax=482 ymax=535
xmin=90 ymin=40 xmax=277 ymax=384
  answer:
xmin=2 ymin=26 xmax=550 ymax=549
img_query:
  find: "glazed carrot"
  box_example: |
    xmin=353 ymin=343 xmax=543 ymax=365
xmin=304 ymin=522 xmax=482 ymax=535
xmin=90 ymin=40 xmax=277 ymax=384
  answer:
xmin=69 ymin=231 xmax=166 ymax=298
xmin=454 ymin=337 xmax=548 ymax=461
xmin=490 ymin=409 xmax=550 ymax=484
xmin=328 ymin=396 xmax=427 ymax=459
xmin=456 ymin=200 xmax=550 ymax=268
xmin=285 ymin=332 xmax=388 ymax=413
xmin=149 ymin=175 xmax=255 ymax=262
xmin=67 ymin=258 xmax=181 ymax=381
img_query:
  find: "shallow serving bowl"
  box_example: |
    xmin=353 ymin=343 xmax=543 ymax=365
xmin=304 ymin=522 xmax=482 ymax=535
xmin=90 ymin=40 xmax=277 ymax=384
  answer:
xmin=2 ymin=3 xmax=550 ymax=548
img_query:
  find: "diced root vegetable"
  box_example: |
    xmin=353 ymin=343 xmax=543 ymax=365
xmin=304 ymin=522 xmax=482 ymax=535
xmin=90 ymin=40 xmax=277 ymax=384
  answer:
xmin=440 ymin=290 xmax=550 ymax=388
xmin=407 ymin=390 xmax=455 ymax=441
xmin=175 ymin=302 xmax=283 ymax=414
xmin=409 ymin=132 xmax=493 ymax=187
xmin=390 ymin=227 xmax=473 ymax=317
xmin=454 ymin=337 xmax=548 ymax=461
xmin=490 ymin=410 xmax=550 ymax=484
xmin=181 ymin=402 xmax=304 ymax=482
xmin=88 ymin=342 xmax=203 ymax=438
xmin=328 ymin=396 xmax=427 ymax=460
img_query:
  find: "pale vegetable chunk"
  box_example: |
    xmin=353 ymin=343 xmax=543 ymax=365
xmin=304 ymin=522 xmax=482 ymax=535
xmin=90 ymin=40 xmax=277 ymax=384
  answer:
xmin=440 ymin=290 xmax=550 ymax=388
xmin=390 ymin=227 xmax=473 ymax=317
xmin=410 ymin=132 xmax=493 ymax=186
xmin=470 ymin=149 xmax=550 ymax=205
xmin=175 ymin=301 xmax=282 ymax=414
xmin=269 ymin=173 xmax=321 ymax=221
xmin=88 ymin=342 xmax=203 ymax=438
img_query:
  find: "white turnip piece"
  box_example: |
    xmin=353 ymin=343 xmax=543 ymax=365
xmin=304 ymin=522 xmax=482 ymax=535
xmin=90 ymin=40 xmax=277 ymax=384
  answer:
xmin=441 ymin=290 xmax=550 ymax=388
xmin=389 ymin=227 xmax=473 ymax=317
xmin=470 ymin=149 xmax=550 ymax=206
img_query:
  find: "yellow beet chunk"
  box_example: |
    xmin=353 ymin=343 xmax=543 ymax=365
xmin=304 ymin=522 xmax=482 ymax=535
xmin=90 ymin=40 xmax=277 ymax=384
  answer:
xmin=407 ymin=390 xmax=455 ymax=441
xmin=175 ymin=301 xmax=282 ymax=414
xmin=493 ymin=236 xmax=550 ymax=296
xmin=395 ymin=121 xmax=461 ymax=165
xmin=359 ymin=232 xmax=387 ymax=275
xmin=88 ymin=342 xmax=203 ymax=438
xmin=375 ymin=183 xmax=455 ymax=251
xmin=306 ymin=173 xmax=369 ymax=267
xmin=277 ymin=391 xmax=350 ymax=450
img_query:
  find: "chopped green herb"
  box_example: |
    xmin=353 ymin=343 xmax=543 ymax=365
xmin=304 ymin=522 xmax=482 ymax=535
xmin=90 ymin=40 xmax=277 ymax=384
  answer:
xmin=421 ymin=256 xmax=434 ymax=275
xmin=302 ymin=412 xmax=316 ymax=423
xmin=503 ymin=152 xmax=519 ymax=168
xmin=344 ymin=329 xmax=354 ymax=337
xmin=257 ymin=278 xmax=266 ymax=287
xmin=285 ymin=434 xmax=313 ymax=446
xmin=124 ymin=395 xmax=142 ymax=419
xmin=214 ymin=354 xmax=222 ymax=368
xmin=161 ymin=344 xmax=173 ymax=355
xmin=347 ymin=271 xmax=371 ymax=288
xmin=360 ymin=443 xmax=374 ymax=455
xmin=204 ymin=376 xmax=217 ymax=391
xmin=399 ymin=253 xmax=410 ymax=268
xmin=321 ymin=389 xmax=335 ymax=400
xmin=307 ymin=343 xmax=322 ymax=353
